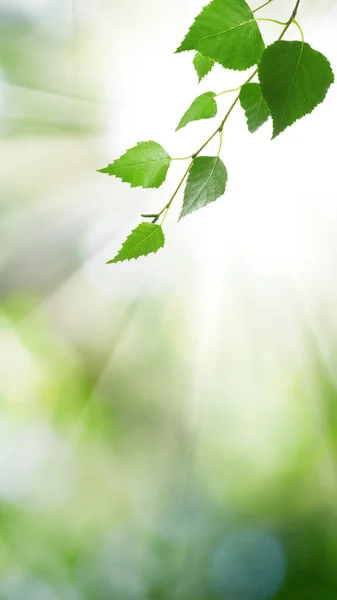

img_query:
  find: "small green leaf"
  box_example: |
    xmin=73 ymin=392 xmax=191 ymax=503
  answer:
xmin=176 ymin=92 xmax=217 ymax=131
xmin=108 ymin=222 xmax=165 ymax=264
xmin=193 ymin=52 xmax=214 ymax=83
xmin=98 ymin=141 xmax=171 ymax=188
xmin=180 ymin=156 xmax=227 ymax=219
xmin=258 ymin=41 xmax=334 ymax=138
xmin=176 ymin=0 xmax=265 ymax=71
xmin=239 ymin=83 xmax=270 ymax=133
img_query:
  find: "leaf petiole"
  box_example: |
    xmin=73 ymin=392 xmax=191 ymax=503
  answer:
xmin=256 ymin=18 xmax=288 ymax=26
xmin=172 ymin=156 xmax=194 ymax=161
xmin=256 ymin=17 xmax=305 ymax=42
xmin=292 ymin=18 xmax=305 ymax=42
xmin=215 ymin=85 xmax=243 ymax=98
xmin=217 ymin=126 xmax=224 ymax=157
xmin=253 ymin=0 xmax=273 ymax=13
xmin=154 ymin=163 xmax=192 ymax=221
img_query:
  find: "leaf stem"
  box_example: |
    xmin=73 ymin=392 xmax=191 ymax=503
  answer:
xmin=292 ymin=0 xmax=302 ymax=19
xmin=151 ymin=163 xmax=192 ymax=223
xmin=172 ymin=155 xmax=194 ymax=161
xmin=217 ymin=125 xmax=224 ymax=157
xmin=192 ymin=66 xmax=257 ymax=160
xmin=256 ymin=17 xmax=304 ymax=41
xmin=162 ymin=164 xmax=191 ymax=213
xmin=292 ymin=18 xmax=305 ymax=42
xmin=215 ymin=85 xmax=243 ymax=98
xmin=191 ymin=127 xmax=221 ymax=158
xmin=253 ymin=0 xmax=273 ymax=13
xmin=278 ymin=0 xmax=302 ymax=39
xmin=256 ymin=18 xmax=288 ymax=26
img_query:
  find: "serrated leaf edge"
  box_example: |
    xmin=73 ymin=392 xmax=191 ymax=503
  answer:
xmin=258 ymin=41 xmax=335 ymax=139
xmin=175 ymin=0 xmax=265 ymax=72
xmin=180 ymin=156 xmax=227 ymax=219
xmin=193 ymin=52 xmax=215 ymax=83
xmin=107 ymin=223 xmax=165 ymax=264
xmin=239 ymin=83 xmax=270 ymax=133
xmin=98 ymin=141 xmax=171 ymax=189
xmin=176 ymin=92 xmax=218 ymax=131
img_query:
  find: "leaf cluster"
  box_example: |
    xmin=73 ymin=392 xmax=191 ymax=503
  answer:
xmin=99 ymin=0 xmax=334 ymax=263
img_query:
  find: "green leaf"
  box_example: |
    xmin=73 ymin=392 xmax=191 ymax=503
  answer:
xmin=193 ymin=52 xmax=214 ymax=82
xmin=108 ymin=222 xmax=165 ymax=264
xmin=176 ymin=0 xmax=265 ymax=71
xmin=98 ymin=141 xmax=171 ymax=188
xmin=239 ymin=83 xmax=270 ymax=133
xmin=180 ymin=156 xmax=227 ymax=219
xmin=258 ymin=41 xmax=334 ymax=138
xmin=176 ymin=92 xmax=217 ymax=131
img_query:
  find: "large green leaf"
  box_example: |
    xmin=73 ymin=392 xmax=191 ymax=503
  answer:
xmin=193 ymin=52 xmax=215 ymax=82
xmin=176 ymin=92 xmax=217 ymax=131
xmin=180 ymin=156 xmax=227 ymax=219
xmin=98 ymin=141 xmax=171 ymax=188
xmin=176 ymin=0 xmax=265 ymax=71
xmin=239 ymin=83 xmax=270 ymax=133
xmin=108 ymin=222 xmax=165 ymax=263
xmin=258 ymin=41 xmax=334 ymax=138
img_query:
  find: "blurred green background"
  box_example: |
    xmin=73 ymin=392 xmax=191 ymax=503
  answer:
xmin=1 ymin=0 xmax=337 ymax=598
